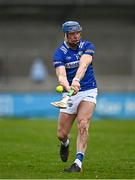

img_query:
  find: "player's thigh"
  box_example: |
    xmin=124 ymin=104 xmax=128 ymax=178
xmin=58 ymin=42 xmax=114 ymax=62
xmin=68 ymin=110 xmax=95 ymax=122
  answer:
xmin=57 ymin=112 xmax=76 ymax=135
xmin=76 ymin=101 xmax=96 ymax=123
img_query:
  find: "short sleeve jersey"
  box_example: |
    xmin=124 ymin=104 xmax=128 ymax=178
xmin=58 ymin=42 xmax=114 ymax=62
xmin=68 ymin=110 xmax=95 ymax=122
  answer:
xmin=53 ymin=39 xmax=97 ymax=91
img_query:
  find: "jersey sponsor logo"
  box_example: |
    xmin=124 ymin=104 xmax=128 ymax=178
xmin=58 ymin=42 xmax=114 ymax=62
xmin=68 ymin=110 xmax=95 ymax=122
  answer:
xmin=65 ymin=61 xmax=79 ymax=69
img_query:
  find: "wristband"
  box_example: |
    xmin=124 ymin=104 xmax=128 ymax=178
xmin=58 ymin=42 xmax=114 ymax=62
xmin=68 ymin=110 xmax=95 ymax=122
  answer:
xmin=73 ymin=78 xmax=80 ymax=82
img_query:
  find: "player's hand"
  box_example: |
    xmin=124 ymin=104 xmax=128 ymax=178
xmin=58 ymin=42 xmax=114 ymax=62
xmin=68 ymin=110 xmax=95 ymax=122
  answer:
xmin=71 ymin=80 xmax=80 ymax=95
xmin=65 ymin=85 xmax=72 ymax=93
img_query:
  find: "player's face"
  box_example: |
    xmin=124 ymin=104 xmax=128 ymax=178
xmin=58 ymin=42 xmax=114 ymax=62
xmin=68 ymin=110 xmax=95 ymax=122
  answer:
xmin=67 ymin=31 xmax=81 ymax=45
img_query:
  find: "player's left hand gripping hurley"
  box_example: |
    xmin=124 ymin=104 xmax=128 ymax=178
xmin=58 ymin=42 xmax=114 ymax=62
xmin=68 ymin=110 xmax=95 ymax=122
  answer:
xmin=51 ymin=89 xmax=74 ymax=109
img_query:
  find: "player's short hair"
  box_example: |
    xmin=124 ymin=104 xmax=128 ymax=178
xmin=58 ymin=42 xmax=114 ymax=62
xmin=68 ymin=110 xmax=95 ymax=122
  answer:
xmin=62 ymin=21 xmax=82 ymax=33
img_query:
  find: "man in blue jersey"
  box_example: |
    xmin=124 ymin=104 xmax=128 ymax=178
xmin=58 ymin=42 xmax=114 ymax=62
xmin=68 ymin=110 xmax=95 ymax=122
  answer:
xmin=53 ymin=21 xmax=98 ymax=172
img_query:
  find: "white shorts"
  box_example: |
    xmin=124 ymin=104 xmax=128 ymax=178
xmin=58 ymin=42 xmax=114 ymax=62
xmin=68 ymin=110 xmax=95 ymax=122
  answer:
xmin=60 ymin=88 xmax=98 ymax=115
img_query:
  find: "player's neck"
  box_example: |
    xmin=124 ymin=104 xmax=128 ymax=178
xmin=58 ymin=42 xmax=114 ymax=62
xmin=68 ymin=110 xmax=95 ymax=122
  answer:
xmin=67 ymin=42 xmax=78 ymax=50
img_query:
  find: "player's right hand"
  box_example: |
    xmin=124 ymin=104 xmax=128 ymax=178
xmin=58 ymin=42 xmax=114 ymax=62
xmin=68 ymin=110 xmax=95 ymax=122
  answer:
xmin=71 ymin=80 xmax=80 ymax=95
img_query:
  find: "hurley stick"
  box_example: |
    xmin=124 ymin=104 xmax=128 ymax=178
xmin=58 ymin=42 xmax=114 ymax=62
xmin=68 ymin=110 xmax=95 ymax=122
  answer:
xmin=51 ymin=89 xmax=74 ymax=109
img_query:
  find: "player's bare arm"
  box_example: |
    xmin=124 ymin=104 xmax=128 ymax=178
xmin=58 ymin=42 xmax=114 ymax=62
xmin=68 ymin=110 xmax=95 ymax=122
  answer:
xmin=56 ymin=66 xmax=70 ymax=92
xmin=71 ymin=54 xmax=93 ymax=94
xmin=74 ymin=54 xmax=92 ymax=81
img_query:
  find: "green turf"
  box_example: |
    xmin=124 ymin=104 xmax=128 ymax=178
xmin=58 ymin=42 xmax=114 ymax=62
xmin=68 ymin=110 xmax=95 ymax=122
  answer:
xmin=0 ymin=118 xmax=134 ymax=179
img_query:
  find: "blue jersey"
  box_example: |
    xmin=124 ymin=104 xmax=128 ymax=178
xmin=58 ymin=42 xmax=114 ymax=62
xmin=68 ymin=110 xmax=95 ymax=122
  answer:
xmin=53 ymin=39 xmax=97 ymax=91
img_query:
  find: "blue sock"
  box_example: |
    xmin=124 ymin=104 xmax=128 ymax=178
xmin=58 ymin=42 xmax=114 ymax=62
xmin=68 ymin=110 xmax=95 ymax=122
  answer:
xmin=76 ymin=152 xmax=84 ymax=162
xmin=74 ymin=152 xmax=84 ymax=168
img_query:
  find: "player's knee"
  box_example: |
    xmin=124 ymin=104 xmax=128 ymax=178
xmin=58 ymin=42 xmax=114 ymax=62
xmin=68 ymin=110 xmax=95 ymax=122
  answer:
xmin=57 ymin=128 xmax=68 ymax=141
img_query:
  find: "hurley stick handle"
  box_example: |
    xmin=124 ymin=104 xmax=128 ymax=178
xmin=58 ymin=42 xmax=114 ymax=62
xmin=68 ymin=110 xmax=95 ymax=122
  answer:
xmin=67 ymin=89 xmax=74 ymax=97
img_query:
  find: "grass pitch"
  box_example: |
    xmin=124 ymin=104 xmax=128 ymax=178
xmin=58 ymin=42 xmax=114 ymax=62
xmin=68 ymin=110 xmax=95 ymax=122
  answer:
xmin=0 ymin=118 xmax=134 ymax=179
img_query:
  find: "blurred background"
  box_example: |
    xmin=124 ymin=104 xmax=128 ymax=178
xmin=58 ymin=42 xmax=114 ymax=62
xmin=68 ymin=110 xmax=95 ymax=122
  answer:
xmin=0 ymin=0 xmax=135 ymax=119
